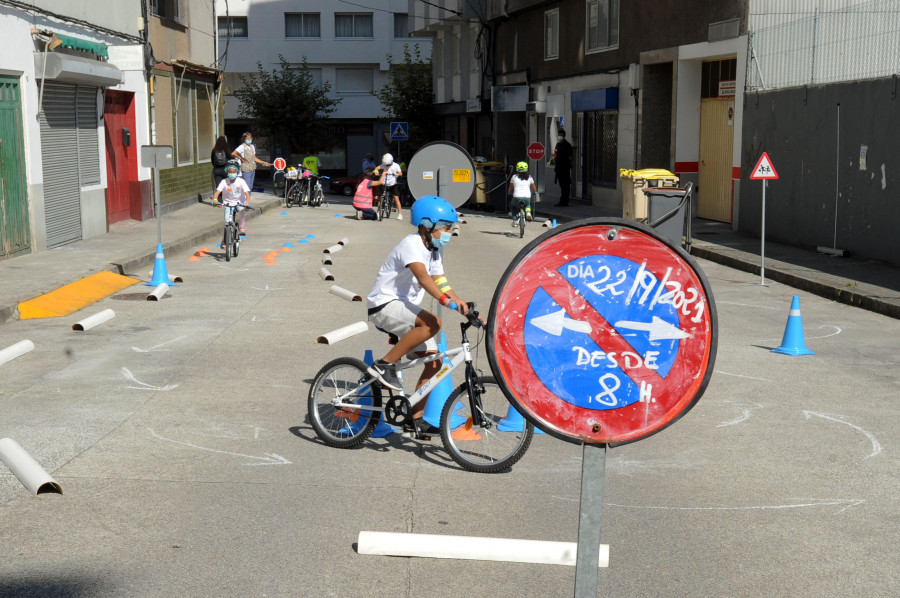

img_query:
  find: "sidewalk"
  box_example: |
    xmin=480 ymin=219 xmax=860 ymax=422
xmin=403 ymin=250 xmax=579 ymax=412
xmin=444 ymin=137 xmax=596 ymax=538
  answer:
xmin=1 ymin=192 xmax=898 ymax=325
xmin=535 ymin=200 xmax=900 ymax=320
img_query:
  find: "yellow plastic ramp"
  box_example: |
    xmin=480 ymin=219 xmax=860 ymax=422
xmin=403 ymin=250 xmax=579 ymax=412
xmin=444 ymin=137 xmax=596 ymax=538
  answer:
xmin=18 ymin=271 xmax=140 ymax=319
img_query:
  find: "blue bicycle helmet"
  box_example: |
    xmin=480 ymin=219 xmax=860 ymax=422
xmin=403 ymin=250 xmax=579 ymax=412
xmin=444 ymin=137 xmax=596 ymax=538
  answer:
xmin=410 ymin=195 xmax=459 ymax=228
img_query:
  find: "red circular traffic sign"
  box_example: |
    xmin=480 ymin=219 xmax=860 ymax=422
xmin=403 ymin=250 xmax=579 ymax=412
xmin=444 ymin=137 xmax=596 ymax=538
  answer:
xmin=273 ymin=157 xmax=287 ymax=170
xmin=527 ymin=142 xmax=545 ymax=161
xmin=487 ymin=218 xmax=717 ymax=445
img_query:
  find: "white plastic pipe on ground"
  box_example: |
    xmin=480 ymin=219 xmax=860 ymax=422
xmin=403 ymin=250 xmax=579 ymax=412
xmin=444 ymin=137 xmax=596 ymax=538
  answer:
xmin=322 ymin=255 xmax=333 ymax=265
xmin=329 ymin=285 xmax=361 ymax=302
xmin=316 ymin=321 xmax=368 ymax=344
xmin=323 ymin=244 xmax=343 ymax=254
xmin=0 ymin=438 xmax=62 ymax=495
xmin=357 ymin=531 xmax=609 ymax=567
xmin=72 ymin=308 xmax=115 ymax=331
xmin=319 ymin=267 xmax=334 ymax=281
xmin=338 ymin=237 xmax=349 ymax=246
xmin=146 ymin=283 xmax=169 ymax=301
xmin=0 ymin=340 xmax=35 ymax=367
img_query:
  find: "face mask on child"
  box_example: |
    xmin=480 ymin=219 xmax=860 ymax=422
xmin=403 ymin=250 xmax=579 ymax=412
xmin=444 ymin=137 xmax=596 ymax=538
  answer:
xmin=227 ymin=173 xmax=238 ymax=181
xmin=432 ymin=231 xmax=452 ymax=248
xmin=558 ymin=136 xmax=564 ymax=142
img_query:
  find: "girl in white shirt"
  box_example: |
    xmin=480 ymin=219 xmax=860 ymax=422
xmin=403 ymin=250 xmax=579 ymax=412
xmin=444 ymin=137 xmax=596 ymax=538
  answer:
xmin=508 ymin=161 xmax=537 ymax=223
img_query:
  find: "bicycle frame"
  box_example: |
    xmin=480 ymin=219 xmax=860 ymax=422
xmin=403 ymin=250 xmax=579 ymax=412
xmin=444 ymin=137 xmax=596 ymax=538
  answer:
xmin=330 ymin=344 xmax=469 ymax=414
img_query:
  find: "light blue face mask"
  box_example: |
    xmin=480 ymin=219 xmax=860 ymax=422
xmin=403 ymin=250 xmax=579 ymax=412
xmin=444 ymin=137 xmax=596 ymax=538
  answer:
xmin=245 ymin=139 xmax=252 ymax=145
xmin=432 ymin=231 xmax=452 ymax=248
xmin=227 ymin=173 xmax=238 ymax=180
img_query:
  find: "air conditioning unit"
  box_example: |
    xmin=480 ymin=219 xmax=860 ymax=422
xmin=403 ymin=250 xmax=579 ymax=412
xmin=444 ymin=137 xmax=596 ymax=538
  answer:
xmin=526 ymin=101 xmax=547 ymax=114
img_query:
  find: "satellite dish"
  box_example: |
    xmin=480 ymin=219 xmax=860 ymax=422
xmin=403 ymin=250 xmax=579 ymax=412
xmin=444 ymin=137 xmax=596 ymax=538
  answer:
xmin=406 ymin=141 xmax=476 ymax=208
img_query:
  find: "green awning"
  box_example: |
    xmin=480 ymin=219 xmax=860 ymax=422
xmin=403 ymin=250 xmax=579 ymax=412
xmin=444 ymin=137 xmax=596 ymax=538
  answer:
xmin=53 ymin=33 xmax=109 ymax=59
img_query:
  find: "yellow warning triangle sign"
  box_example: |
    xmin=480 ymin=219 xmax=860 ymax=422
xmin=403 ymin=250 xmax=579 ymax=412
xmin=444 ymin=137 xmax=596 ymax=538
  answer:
xmin=750 ymin=152 xmax=778 ymax=180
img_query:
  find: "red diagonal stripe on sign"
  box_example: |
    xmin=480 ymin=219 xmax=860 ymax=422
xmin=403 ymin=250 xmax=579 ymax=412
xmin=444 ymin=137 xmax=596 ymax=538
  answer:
xmin=539 ymin=273 xmax=666 ymax=389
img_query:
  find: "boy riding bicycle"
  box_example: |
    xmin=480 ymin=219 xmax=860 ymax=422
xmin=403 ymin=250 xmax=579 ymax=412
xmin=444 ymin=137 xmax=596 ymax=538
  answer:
xmin=366 ymin=195 xmax=470 ymax=432
xmin=508 ymin=161 xmax=536 ymax=225
xmin=212 ymin=162 xmax=250 ymax=244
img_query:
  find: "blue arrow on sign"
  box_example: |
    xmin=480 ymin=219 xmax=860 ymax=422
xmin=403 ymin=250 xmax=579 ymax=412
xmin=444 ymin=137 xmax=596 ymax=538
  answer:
xmin=390 ymin=122 xmax=409 ymax=141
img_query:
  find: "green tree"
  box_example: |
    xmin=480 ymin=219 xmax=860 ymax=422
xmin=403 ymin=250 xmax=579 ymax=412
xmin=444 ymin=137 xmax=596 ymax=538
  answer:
xmin=376 ymin=44 xmax=439 ymax=152
xmin=234 ymin=55 xmax=340 ymax=156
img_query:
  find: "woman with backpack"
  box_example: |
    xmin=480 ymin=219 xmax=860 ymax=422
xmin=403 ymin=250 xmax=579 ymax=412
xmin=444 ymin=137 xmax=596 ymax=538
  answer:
xmin=211 ymin=136 xmax=231 ymax=189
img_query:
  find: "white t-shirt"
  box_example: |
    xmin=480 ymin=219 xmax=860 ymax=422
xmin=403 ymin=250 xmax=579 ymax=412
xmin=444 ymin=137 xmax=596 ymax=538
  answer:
xmin=510 ymin=174 xmax=535 ymax=198
xmin=367 ymin=234 xmax=444 ymax=308
xmin=383 ymin=163 xmax=402 ymax=186
xmin=216 ymin=178 xmax=250 ymax=205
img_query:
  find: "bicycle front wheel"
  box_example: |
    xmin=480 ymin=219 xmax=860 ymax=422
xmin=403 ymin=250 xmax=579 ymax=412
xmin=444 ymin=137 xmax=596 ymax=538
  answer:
xmin=224 ymin=226 xmax=233 ymax=261
xmin=308 ymin=357 xmax=383 ymax=448
xmin=440 ymin=376 xmax=534 ymax=473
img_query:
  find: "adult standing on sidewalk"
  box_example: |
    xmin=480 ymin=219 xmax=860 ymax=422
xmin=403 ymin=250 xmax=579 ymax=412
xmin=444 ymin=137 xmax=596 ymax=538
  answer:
xmin=232 ymin=132 xmax=270 ymax=193
xmin=553 ymin=129 xmax=573 ymax=206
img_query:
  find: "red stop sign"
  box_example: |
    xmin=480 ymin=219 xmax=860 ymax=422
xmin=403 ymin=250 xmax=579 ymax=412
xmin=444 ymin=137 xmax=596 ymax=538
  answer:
xmin=273 ymin=157 xmax=286 ymax=170
xmin=527 ymin=142 xmax=545 ymax=161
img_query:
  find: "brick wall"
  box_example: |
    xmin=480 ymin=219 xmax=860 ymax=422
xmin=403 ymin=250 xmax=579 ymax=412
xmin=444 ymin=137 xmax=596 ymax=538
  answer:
xmin=158 ymin=162 xmax=215 ymax=206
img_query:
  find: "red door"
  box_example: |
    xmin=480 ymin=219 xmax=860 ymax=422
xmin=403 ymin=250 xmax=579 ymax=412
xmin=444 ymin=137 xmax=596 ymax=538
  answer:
xmin=104 ymin=91 xmax=138 ymax=225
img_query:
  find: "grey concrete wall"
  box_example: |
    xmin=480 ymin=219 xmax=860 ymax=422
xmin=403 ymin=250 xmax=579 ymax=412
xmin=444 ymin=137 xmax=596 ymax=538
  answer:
xmin=740 ymin=78 xmax=900 ymax=266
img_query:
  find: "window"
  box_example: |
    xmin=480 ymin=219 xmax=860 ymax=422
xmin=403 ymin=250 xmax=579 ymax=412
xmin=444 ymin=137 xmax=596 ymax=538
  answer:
xmin=150 ymin=0 xmax=164 ymax=18
xmin=586 ymin=0 xmax=619 ymax=52
xmin=151 ymin=0 xmax=183 ymax=24
xmin=175 ymin=82 xmax=193 ymax=165
xmin=545 ymin=9 xmax=559 ymax=60
xmin=336 ymin=68 xmax=372 ymax=93
xmin=394 ymin=13 xmax=409 ymax=38
xmin=218 ymin=17 xmax=248 ymax=38
xmin=701 ymin=59 xmax=738 ymax=98
xmin=335 ymin=13 xmax=373 ymax=38
xmin=196 ymin=83 xmax=214 ymax=162
xmin=285 ymin=13 xmax=320 ymax=38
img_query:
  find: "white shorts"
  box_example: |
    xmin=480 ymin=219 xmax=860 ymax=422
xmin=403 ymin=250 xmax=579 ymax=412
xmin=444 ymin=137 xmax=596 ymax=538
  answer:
xmin=368 ymin=300 xmax=438 ymax=356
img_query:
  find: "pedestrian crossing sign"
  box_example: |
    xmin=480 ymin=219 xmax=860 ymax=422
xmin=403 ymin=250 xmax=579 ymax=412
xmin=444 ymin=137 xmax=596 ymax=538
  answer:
xmin=390 ymin=122 xmax=409 ymax=141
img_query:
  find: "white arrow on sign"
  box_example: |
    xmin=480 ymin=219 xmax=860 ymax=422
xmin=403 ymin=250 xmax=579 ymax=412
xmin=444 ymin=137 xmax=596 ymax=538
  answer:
xmin=614 ymin=316 xmax=690 ymax=341
xmin=530 ymin=308 xmax=592 ymax=336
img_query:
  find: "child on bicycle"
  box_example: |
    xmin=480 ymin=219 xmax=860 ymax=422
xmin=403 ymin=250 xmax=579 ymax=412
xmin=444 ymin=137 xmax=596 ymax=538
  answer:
xmin=508 ymin=161 xmax=537 ymax=225
xmin=212 ymin=162 xmax=250 ymax=243
xmin=366 ymin=195 xmax=469 ymax=432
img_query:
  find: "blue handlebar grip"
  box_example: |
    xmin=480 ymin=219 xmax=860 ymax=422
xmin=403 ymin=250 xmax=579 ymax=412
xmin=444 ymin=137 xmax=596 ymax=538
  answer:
xmin=449 ymin=302 xmax=458 ymax=311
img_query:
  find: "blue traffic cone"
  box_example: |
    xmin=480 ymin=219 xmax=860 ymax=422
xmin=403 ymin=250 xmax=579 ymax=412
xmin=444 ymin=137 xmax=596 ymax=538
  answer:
xmin=422 ymin=333 xmax=462 ymax=429
xmin=363 ymin=349 xmax=395 ymax=437
xmin=498 ymin=403 xmax=544 ymax=433
xmin=146 ymin=243 xmax=175 ymax=286
xmin=771 ymin=296 xmax=815 ymax=356
xmin=552 ymin=219 xmax=557 ymax=228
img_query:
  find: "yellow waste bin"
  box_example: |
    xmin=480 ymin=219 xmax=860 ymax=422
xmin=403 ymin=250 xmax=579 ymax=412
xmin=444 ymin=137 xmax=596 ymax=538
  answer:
xmin=620 ymin=168 xmax=680 ymax=221
xmin=474 ymin=162 xmax=504 ymax=206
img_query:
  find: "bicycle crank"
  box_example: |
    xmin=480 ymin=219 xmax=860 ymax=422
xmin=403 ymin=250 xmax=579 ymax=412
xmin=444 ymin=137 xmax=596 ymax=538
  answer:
xmin=384 ymin=397 xmax=413 ymax=426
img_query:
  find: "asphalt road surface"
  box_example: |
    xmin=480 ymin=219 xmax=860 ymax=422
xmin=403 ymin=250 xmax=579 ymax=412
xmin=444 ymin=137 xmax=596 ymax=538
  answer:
xmin=1 ymin=201 xmax=897 ymax=597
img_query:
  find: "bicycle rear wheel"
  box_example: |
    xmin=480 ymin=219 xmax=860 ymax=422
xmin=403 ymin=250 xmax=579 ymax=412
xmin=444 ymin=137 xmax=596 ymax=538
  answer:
xmin=308 ymin=357 xmax=383 ymax=448
xmin=440 ymin=376 xmax=534 ymax=473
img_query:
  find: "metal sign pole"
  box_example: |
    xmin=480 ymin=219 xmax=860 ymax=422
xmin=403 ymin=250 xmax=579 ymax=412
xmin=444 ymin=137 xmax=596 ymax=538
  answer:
xmin=574 ymin=443 xmax=607 ymax=598
xmin=760 ymin=179 xmax=766 ymax=285
xmin=154 ymin=156 xmax=163 ymax=247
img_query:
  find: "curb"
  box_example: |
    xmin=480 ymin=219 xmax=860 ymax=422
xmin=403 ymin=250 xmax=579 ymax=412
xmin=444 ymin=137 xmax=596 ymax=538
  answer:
xmin=690 ymin=244 xmax=900 ymax=321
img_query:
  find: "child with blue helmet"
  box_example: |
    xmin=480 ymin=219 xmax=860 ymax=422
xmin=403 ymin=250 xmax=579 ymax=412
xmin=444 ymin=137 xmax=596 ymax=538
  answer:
xmin=366 ymin=195 xmax=469 ymax=432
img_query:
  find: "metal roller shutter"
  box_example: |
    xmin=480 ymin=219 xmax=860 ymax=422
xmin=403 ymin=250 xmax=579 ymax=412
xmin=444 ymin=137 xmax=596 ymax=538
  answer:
xmin=39 ymin=82 xmax=100 ymax=248
xmin=76 ymin=86 xmax=100 ymax=185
